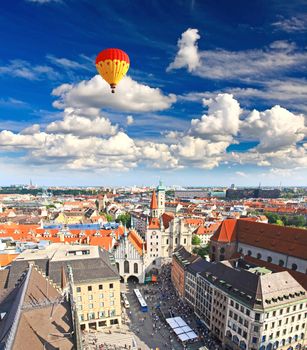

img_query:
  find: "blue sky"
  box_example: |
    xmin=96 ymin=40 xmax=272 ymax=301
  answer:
xmin=0 ymin=0 xmax=306 ymax=187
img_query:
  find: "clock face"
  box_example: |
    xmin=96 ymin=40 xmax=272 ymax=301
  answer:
xmin=152 ymin=231 xmax=156 ymax=235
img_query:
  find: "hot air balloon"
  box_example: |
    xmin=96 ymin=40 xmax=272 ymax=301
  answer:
xmin=96 ymin=48 xmax=130 ymax=93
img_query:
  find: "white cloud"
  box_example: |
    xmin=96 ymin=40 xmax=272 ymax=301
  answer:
xmin=0 ymin=91 xmax=305 ymax=174
xmin=126 ymin=115 xmax=134 ymax=125
xmin=190 ymin=93 xmax=241 ymax=142
xmin=52 ymin=75 xmax=176 ymax=113
xmin=46 ymin=54 xmax=92 ymax=71
xmin=168 ymin=29 xmax=307 ymax=81
xmin=235 ymin=171 xmax=247 ymax=177
xmin=46 ymin=108 xmax=117 ymax=137
xmin=0 ymin=60 xmax=59 ymax=80
xmin=167 ymin=28 xmax=200 ymax=72
xmin=241 ymin=105 xmax=306 ymax=152
xmin=272 ymin=16 xmax=307 ymax=33
xmin=20 ymin=124 xmax=41 ymax=135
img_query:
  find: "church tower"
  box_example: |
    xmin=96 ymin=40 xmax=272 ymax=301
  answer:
xmin=150 ymin=190 xmax=159 ymax=218
xmin=156 ymin=180 xmax=165 ymax=217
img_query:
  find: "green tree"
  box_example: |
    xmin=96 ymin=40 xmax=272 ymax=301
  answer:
xmin=192 ymin=244 xmax=210 ymax=258
xmin=276 ymin=219 xmax=284 ymax=226
xmin=105 ymin=214 xmax=113 ymax=222
xmin=192 ymin=235 xmax=201 ymax=245
xmin=115 ymin=213 xmax=131 ymax=228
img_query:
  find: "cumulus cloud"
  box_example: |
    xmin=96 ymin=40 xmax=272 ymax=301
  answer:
xmin=52 ymin=75 xmax=176 ymax=113
xmin=46 ymin=108 xmax=117 ymax=137
xmin=167 ymin=28 xmax=200 ymax=72
xmin=0 ymin=90 xmax=305 ymax=173
xmin=126 ymin=115 xmax=134 ymax=125
xmin=190 ymin=93 xmax=241 ymax=142
xmin=241 ymin=105 xmax=306 ymax=152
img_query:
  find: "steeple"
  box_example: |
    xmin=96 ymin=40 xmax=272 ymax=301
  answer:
xmin=150 ymin=190 xmax=158 ymax=218
xmin=150 ymin=190 xmax=158 ymax=210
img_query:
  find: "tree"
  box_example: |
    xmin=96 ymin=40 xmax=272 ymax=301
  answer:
xmin=192 ymin=235 xmax=201 ymax=245
xmin=276 ymin=219 xmax=284 ymax=226
xmin=192 ymin=244 xmax=210 ymax=258
xmin=105 ymin=214 xmax=113 ymax=222
xmin=115 ymin=213 xmax=131 ymax=228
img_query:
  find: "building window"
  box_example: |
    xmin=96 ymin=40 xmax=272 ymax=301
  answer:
xmin=88 ymin=286 xmax=92 ymax=291
xmin=99 ymin=293 xmax=103 ymax=299
xmin=279 ymin=259 xmax=284 ymax=267
xmin=257 ymin=253 xmax=262 ymax=259
xmin=124 ymin=260 xmax=129 ymax=273
xmin=109 ymin=283 xmax=114 ymax=289
xmin=134 ymin=263 xmax=138 ymax=274
xmin=247 ymin=250 xmax=252 ymax=256
xmin=99 ymin=284 xmax=103 ymax=290
xmin=267 ymin=256 xmax=272 ymax=263
xmin=110 ymin=310 xmax=116 ymax=316
xmin=220 ymin=247 xmax=225 ymax=253
xmin=89 ymin=303 xmax=93 ymax=309
xmin=292 ymin=263 xmax=297 ymax=271
xmin=87 ymin=312 xmax=95 ymax=320
xmin=166 ymin=239 xmax=169 ymax=244
xmin=76 ymin=287 xmax=81 ymax=293
xmin=184 ymin=238 xmax=186 ymax=244
xmin=110 ymin=292 xmax=114 ymax=298
xmin=110 ymin=301 xmax=114 ymax=306
xmin=77 ymin=296 xmax=82 ymax=302
xmin=98 ymin=311 xmax=105 ymax=318
xmin=99 ymin=302 xmax=104 ymax=307
xmin=88 ymin=295 xmax=93 ymax=300
xmin=79 ymin=314 xmax=84 ymax=322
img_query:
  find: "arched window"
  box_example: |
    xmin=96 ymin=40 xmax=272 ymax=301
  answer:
xmin=257 ymin=253 xmax=262 ymax=259
xmin=267 ymin=256 xmax=272 ymax=263
xmin=273 ymin=341 xmax=279 ymax=349
xmin=124 ymin=260 xmax=129 ymax=274
xmin=292 ymin=263 xmax=297 ymax=271
xmin=293 ymin=335 xmax=298 ymax=341
xmin=239 ymin=340 xmax=246 ymax=349
xmin=134 ymin=263 xmax=138 ymax=274
xmin=281 ymin=339 xmax=286 ymax=346
xmin=226 ymin=330 xmax=232 ymax=339
xmin=288 ymin=336 xmax=292 ymax=344
xmin=220 ymin=247 xmax=225 ymax=253
xmin=279 ymin=259 xmax=284 ymax=267
xmin=247 ymin=250 xmax=252 ymax=256
xmin=301 ymin=332 xmax=305 ymax=340
xmin=266 ymin=344 xmax=273 ymax=350
xmin=233 ymin=335 xmax=239 ymax=344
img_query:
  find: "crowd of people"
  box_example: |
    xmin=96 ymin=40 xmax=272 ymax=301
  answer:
xmin=135 ymin=263 xmax=221 ymax=350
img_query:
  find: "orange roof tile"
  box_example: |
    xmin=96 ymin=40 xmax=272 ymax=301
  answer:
xmin=211 ymin=219 xmax=237 ymax=242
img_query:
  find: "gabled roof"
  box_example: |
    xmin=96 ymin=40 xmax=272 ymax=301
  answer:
xmin=211 ymin=219 xmax=237 ymax=242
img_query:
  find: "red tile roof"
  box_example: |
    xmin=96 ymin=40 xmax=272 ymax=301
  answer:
xmin=211 ymin=219 xmax=237 ymax=242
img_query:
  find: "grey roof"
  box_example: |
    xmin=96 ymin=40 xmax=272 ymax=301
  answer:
xmin=198 ymin=262 xmax=306 ymax=309
xmin=6 ymin=245 xmax=119 ymax=288
xmin=187 ymin=258 xmax=211 ymax=276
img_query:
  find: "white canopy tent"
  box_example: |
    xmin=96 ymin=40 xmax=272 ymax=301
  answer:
xmin=166 ymin=316 xmax=198 ymax=343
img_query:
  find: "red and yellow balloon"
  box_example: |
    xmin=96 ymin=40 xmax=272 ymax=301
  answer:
xmin=96 ymin=48 xmax=130 ymax=93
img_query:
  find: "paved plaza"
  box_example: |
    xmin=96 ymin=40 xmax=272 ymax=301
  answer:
xmin=82 ymin=264 xmax=220 ymax=350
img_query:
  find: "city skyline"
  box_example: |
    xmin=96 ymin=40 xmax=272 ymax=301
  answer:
xmin=0 ymin=0 xmax=306 ymax=186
